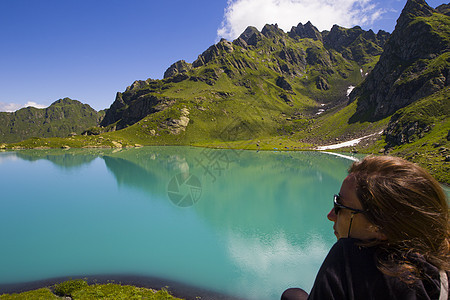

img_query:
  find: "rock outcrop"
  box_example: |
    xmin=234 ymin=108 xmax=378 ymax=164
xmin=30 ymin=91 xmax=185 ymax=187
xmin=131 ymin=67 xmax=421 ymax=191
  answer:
xmin=160 ymin=108 xmax=190 ymax=134
xmin=193 ymin=39 xmax=234 ymax=67
xmin=261 ymin=24 xmax=285 ymax=39
xmin=289 ymin=21 xmax=323 ymax=41
xmin=276 ymin=76 xmax=293 ymax=91
xmin=384 ymin=116 xmax=432 ymax=146
xmin=233 ymin=26 xmax=263 ymax=47
xmin=163 ymin=60 xmax=192 ymax=79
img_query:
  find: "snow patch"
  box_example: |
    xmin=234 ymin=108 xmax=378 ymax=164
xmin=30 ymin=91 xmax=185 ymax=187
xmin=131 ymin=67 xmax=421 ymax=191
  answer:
xmin=346 ymin=85 xmax=355 ymax=97
xmin=316 ymin=131 xmax=382 ymax=150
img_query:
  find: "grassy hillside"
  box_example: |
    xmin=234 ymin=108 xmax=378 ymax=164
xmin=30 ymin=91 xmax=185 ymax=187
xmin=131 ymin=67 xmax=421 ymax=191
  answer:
xmin=317 ymin=88 xmax=449 ymax=184
xmin=0 ymin=98 xmax=104 ymax=143
xmin=364 ymin=88 xmax=449 ymax=184
xmin=0 ymin=279 xmax=182 ymax=300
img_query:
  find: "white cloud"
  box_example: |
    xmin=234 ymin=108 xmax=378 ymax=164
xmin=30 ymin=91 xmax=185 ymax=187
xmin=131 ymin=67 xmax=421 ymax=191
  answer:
xmin=0 ymin=102 xmax=21 ymax=112
xmin=217 ymin=0 xmax=385 ymax=40
xmin=226 ymin=230 xmax=330 ymax=296
xmin=0 ymin=101 xmax=47 ymax=112
xmin=24 ymin=101 xmax=47 ymax=109
xmin=0 ymin=153 xmax=18 ymax=164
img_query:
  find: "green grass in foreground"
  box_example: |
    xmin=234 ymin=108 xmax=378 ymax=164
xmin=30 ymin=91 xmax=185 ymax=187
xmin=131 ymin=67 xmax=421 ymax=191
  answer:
xmin=0 ymin=279 xmax=183 ymax=300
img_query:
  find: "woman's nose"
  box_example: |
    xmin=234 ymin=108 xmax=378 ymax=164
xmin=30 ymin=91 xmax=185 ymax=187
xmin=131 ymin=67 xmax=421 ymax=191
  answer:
xmin=327 ymin=208 xmax=337 ymax=222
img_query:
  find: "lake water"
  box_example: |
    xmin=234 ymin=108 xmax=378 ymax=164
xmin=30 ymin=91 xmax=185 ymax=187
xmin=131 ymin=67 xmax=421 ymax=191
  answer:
xmin=0 ymin=147 xmax=380 ymax=298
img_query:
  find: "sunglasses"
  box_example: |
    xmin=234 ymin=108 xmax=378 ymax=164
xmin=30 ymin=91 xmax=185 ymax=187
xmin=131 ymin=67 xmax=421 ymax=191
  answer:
xmin=333 ymin=194 xmax=366 ymax=215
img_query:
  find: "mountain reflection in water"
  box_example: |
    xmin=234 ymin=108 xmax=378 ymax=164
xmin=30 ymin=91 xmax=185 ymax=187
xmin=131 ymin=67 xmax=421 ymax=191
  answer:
xmin=1 ymin=147 xmax=361 ymax=299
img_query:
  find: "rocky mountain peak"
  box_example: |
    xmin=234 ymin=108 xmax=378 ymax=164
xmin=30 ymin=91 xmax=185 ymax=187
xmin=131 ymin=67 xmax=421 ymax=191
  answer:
xmin=234 ymin=26 xmax=263 ymax=47
xmin=217 ymin=38 xmax=234 ymax=51
xmin=193 ymin=38 xmax=235 ymax=68
xmin=54 ymin=97 xmax=80 ymax=105
xmin=126 ymin=80 xmax=149 ymax=92
xmin=320 ymin=24 xmax=387 ymax=65
xmin=261 ymin=24 xmax=285 ymax=39
xmin=323 ymin=25 xmax=365 ymax=50
xmin=401 ymin=0 xmax=434 ymax=20
xmin=392 ymin=0 xmax=434 ymax=43
xmin=376 ymin=30 xmax=390 ymax=46
xmin=387 ymin=0 xmax=447 ymax=62
xmin=164 ymin=60 xmax=193 ymax=79
xmin=288 ymin=21 xmax=322 ymax=41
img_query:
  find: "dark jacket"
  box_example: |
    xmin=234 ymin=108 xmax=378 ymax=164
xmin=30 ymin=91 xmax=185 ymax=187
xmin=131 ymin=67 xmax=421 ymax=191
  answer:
xmin=308 ymin=238 xmax=447 ymax=300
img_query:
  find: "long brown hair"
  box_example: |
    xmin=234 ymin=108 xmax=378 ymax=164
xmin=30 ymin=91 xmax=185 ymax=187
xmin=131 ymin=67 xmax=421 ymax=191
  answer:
xmin=349 ymin=156 xmax=449 ymax=283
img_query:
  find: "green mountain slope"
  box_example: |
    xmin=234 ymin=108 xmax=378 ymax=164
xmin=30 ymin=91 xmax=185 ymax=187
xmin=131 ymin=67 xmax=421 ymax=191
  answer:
xmin=0 ymin=98 xmax=104 ymax=143
xmin=384 ymin=88 xmax=449 ymax=183
xmin=95 ymin=20 xmax=386 ymax=146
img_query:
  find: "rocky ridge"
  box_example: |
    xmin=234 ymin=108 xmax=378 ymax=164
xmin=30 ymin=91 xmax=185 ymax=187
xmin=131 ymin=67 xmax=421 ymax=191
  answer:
xmin=100 ymin=20 xmax=390 ymax=132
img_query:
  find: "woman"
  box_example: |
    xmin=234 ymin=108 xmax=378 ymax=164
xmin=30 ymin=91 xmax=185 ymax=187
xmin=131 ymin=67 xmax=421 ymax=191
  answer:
xmin=282 ymin=156 xmax=449 ymax=300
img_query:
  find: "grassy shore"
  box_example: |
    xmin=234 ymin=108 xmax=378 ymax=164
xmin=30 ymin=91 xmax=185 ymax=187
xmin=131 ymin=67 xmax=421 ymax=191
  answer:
xmin=1 ymin=131 xmax=448 ymax=186
xmin=0 ymin=279 xmax=183 ymax=300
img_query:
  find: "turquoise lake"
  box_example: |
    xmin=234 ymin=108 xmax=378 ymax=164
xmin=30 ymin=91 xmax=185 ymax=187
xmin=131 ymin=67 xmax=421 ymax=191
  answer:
xmin=0 ymin=147 xmax=383 ymax=298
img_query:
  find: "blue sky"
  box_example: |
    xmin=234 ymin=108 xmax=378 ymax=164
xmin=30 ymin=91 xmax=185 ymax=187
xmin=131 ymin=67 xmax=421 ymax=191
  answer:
xmin=0 ymin=0 xmax=446 ymax=111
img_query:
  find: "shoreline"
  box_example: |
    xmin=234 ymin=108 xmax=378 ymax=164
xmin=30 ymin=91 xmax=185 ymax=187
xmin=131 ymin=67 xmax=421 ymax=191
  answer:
xmin=2 ymin=143 xmax=449 ymax=187
xmin=0 ymin=274 xmax=248 ymax=300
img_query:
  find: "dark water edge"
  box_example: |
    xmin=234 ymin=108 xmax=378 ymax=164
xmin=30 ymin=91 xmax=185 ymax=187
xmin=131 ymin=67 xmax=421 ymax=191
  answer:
xmin=0 ymin=274 xmax=248 ymax=300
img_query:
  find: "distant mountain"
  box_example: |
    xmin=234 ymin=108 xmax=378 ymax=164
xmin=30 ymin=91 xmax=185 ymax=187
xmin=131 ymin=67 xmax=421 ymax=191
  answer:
xmin=0 ymin=98 xmax=105 ymax=143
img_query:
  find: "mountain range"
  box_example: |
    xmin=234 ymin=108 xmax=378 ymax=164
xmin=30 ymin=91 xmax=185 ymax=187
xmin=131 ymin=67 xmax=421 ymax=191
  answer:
xmin=1 ymin=0 xmax=449 ymax=183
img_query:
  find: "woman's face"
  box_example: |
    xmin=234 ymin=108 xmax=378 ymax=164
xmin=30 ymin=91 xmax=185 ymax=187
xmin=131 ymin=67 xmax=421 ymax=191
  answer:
xmin=327 ymin=174 xmax=384 ymax=240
